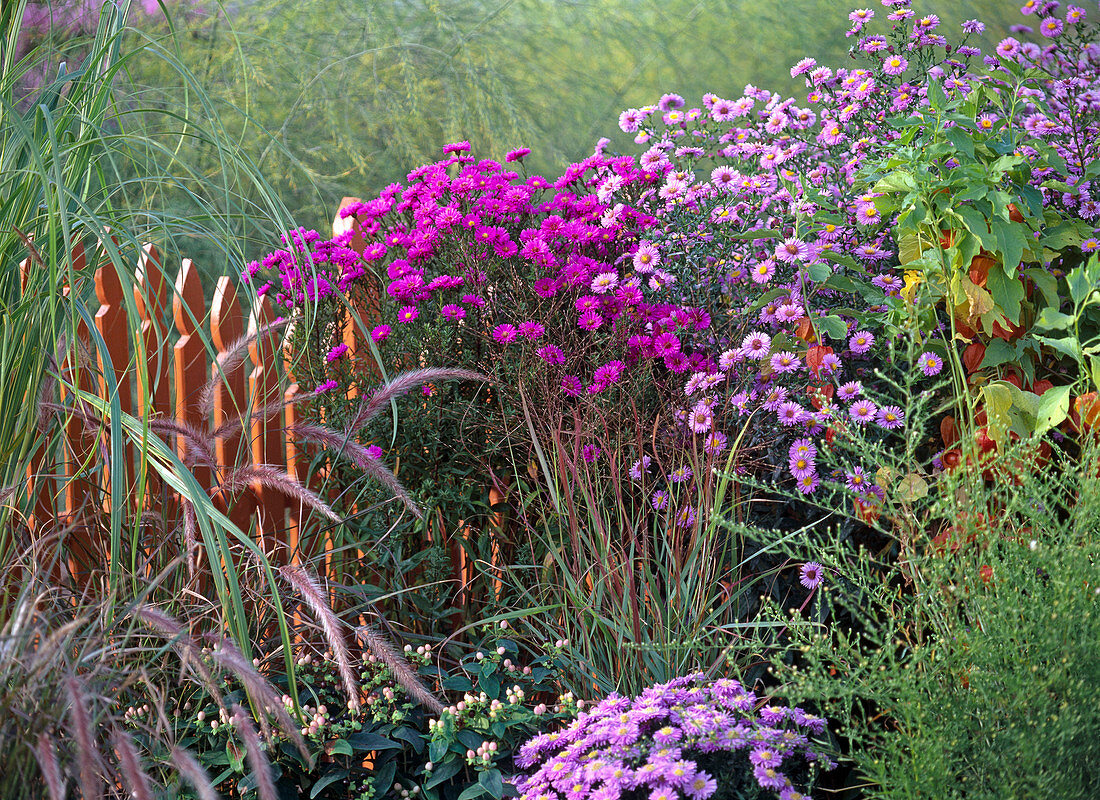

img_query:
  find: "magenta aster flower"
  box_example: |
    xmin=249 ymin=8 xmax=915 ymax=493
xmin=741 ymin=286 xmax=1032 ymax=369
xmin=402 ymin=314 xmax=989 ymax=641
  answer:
xmin=537 ymin=345 xmax=566 ymax=365
xmin=777 ymin=401 xmax=806 ymax=426
xmin=918 ymin=352 xmax=943 ymax=376
xmin=594 ymin=360 xmax=625 ymax=385
xmin=591 ymin=271 xmax=620 ymax=294
xmin=703 ymin=431 xmax=728 ymax=456
xmin=441 ymin=304 xmax=465 ymax=321
xmin=751 ymin=259 xmax=777 ymax=284
xmin=505 ymin=147 xmax=530 ymax=162
xmin=578 ymin=310 xmax=604 ymax=331
xmin=799 ymin=562 xmax=824 ymax=589
xmin=837 ymin=381 xmax=863 ymax=402
xmin=442 ymin=140 xmax=471 ymax=153
xmin=314 ymin=379 xmax=340 ymax=394
xmin=397 ymin=305 xmax=419 ymax=323
xmin=561 ymin=375 xmax=582 ymax=397
xmin=770 ymin=351 xmax=801 ymax=374
xmin=876 ymin=405 xmax=905 ymax=429
xmin=371 ymin=324 xmax=391 ymax=343
xmin=492 ymin=323 xmax=518 ymax=344
xmin=518 ymin=321 xmax=545 ymax=339
xmin=849 ymin=399 xmax=878 ymax=424
xmin=848 ymin=330 xmax=874 ymax=354
xmin=325 ymin=343 xmax=349 ymax=362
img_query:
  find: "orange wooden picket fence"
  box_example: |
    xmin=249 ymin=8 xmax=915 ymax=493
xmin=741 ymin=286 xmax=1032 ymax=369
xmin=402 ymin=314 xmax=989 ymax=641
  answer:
xmin=21 ymin=206 xmax=498 ymax=608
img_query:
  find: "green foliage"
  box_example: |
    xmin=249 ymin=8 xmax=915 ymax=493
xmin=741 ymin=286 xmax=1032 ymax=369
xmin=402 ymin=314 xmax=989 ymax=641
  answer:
xmin=152 ymin=623 xmax=576 ymax=799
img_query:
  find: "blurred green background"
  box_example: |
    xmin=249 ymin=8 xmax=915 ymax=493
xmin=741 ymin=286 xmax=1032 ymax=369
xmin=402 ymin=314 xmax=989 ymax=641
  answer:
xmin=121 ymin=0 xmax=1024 ymax=238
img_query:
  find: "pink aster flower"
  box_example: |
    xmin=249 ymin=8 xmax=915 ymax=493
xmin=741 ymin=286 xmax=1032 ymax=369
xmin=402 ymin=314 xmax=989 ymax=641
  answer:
xmin=919 ymin=352 xmax=943 ymax=376
xmin=789 ymin=454 xmax=816 ymax=480
xmin=848 ymin=330 xmax=874 ymax=354
xmin=397 ymin=305 xmax=419 ymax=324
xmin=796 ymin=473 xmax=821 ymax=494
xmin=441 ymin=304 xmax=465 ymax=321
xmin=442 ymin=140 xmax=471 ymax=153
xmin=799 ymin=561 xmax=824 ymax=589
xmin=849 ymin=399 xmax=878 ymax=424
xmin=770 ymin=351 xmax=801 ymax=373
xmin=653 ymin=331 xmax=681 ymax=357
xmin=505 ymin=147 xmax=530 ymax=162
xmin=740 ymin=331 xmax=772 ymax=360
xmin=688 ymin=400 xmax=714 ymax=434
xmin=314 ymin=379 xmax=340 ymax=394
xmin=876 ymin=405 xmax=905 ymax=429
xmin=633 ymin=243 xmax=661 ymax=272
xmin=883 ymin=54 xmax=908 ymax=75
xmin=775 ymin=237 xmax=810 ymax=263
xmin=777 ymin=401 xmax=806 ymax=426
xmin=751 ymin=259 xmax=777 ymax=284
xmin=837 ymin=381 xmax=863 ymax=402
xmin=371 ymin=324 xmax=391 ymax=343
xmin=591 ymin=271 xmax=620 ymax=294
xmin=325 ymin=343 xmax=349 ymax=362
xmin=1039 ymin=16 xmax=1063 ymax=37
xmin=703 ymin=431 xmax=728 ymax=456
xmin=593 ymin=360 xmax=625 ymax=385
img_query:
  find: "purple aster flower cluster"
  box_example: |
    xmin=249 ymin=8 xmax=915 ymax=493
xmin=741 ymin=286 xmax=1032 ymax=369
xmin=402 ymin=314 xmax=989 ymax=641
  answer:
xmin=514 ymin=674 xmax=832 ymax=800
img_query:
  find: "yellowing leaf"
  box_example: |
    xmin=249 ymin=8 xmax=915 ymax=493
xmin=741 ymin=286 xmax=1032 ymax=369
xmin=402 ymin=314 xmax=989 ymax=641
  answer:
xmin=982 ymin=381 xmax=1014 ymax=443
xmin=896 ymin=473 xmax=929 ymax=502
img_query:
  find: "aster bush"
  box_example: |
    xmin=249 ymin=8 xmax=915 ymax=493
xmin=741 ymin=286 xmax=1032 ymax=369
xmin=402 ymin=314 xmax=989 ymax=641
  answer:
xmin=513 ymin=674 xmax=834 ymax=800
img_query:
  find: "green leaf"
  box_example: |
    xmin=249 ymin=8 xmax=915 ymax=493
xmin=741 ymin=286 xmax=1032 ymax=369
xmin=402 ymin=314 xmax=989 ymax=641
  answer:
xmin=347 ymin=732 xmax=402 ymax=751
xmin=979 ymin=338 xmax=1019 ymax=369
xmin=478 ymin=672 xmax=501 ymax=697
xmin=326 ymin=739 xmax=353 ymax=757
xmin=815 ymin=315 xmax=848 ymax=341
xmin=927 ymin=79 xmax=948 ymax=110
xmin=441 ymin=675 xmax=474 ymax=692
xmin=479 ymin=769 xmax=505 ymax=800
xmin=425 ymin=758 xmax=463 ymax=789
xmin=992 ymin=221 xmax=1027 ymax=275
xmin=1025 ymin=267 xmax=1059 ymax=307
xmin=986 ymin=266 xmax=1026 ymax=324
xmin=806 ymin=261 xmax=831 ymax=282
xmin=457 ymin=730 xmax=487 ymax=750
xmin=873 ymin=170 xmax=916 ymax=194
xmin=944 ymin=126 xmax=975 ymax=159
xmin=1035 ymin=334 xmax=1083 ymax=361
xmin=429 ymin=739 xmax=449 ymax=764
xmin=457 ymin=785 xmax=487 ymax=800
xmin=729 ymin=228 xmax=779 ymax=240
xmin=1034 ymin=308 xmax=1076 ymax=331
xmin=982 ymin=382 xmax=1014 ymax=443
xmin=311 ymin=769 xmax=350 ymax=799
xmin=1067 ymin=264 xmax=1096 ymax=305
xmin=1035 ymin=384 xmax=1072 ymax=434
xmin=895 ymin=473 xmax=929 ymax=502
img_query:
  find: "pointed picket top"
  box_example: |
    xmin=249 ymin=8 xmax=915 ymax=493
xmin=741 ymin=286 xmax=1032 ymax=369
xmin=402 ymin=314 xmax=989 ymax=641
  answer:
xmin=211 ymin=276 xmax=244 ymax=352
xmin=135 ymin=243 xmax=168 ymax=323
xmin=174 ymin=259 xmax=204 ymax=338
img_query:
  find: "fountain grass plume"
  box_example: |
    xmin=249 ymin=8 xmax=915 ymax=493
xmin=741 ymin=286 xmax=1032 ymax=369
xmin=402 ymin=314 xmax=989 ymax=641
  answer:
xmin=279 ymin=565 xmax=360 ymax=706
xmin=346 ymin=368 xmax=487 ymax=433
xmin=233 ymin=704 xmax=278 ymax=800
xmin=355 ymin=623 xmax=445 ymax=715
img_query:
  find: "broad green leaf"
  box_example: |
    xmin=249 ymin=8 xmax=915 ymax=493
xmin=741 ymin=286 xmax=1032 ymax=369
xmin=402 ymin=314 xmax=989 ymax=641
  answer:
xmin=1024 ymin=267 xmax=1059 ymax=307
xmin=480 ymin=769 xmax=505 ymax=800
xmin=873 ymin=170 xmax=916 ymax=194
xmin=1035 ymin=334 xmax=1083 ymax=361
xmin=944 ymin=126 xmax=975 ymax=159
xmin=1035 ymin=384 xmax=1072 ymax=434
xmin=457 ymin=785 xmax=487 ymax=800
xmin=816 ymin=315 xmax=848 ymax=341
xmin=1066 ymin=264 xmax=1096 ymax=305
xmin=986 ymin=266 xmax=1026 ymax=324
xmin=347 ymin=732 xmax=402 ymax=751
xmin=806 ymin=261 xmax=831 ymax=282
xmin=326 ymin=739 xmax=353 ymax=757
xmin=311 ymin=769 xmax=350 ymax=799
xmin=1034 ymin=307 xmax=1076 ymax=331
xmin=979 ymin=339 xmax=1019 ymax=369
xmin=426 ymin=758 xmax=463 ymax=789
xmin=992 ymin=221 xmax=1027 ymax=276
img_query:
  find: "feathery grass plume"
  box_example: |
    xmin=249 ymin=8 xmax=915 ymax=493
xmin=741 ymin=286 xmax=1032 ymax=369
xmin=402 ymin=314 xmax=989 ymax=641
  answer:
xmin=169 ymin=747 xmax=219 ymax=800
xmin=355 ymin=624 xmax=445 ymax=715
xmin=220 ymin=464 xmax=342 ymax=522
xmin=64 ymin=675 xmax=102 ymax=800
xmin=279 ymin=565 xmax=359 ymax=705
xmin=232 ymin=704 xmax=277 ymax=800
xmin=346 ymin=368 xmax=487 ymax=433
xmin=147 ymin=419 xmax=217 ymax=468
xmin=132 ymin=605 xmax=225 ymax=716
xmin=287 ymin=422 xmax=421 ymax=518
xmin=34 ymin=732 xmax=65 ymax=800
xmin=199 ymin=319 xmax=290 ymax=416
xmin=210 ymin=387 xmax=322 ymax=440
xmin=112 ymin=727 xmax=153 ymax=800
xmin=180 ymin=498 xmax=199 ymax=577
xmin=202 ymin=635 xmax=309 ymax=763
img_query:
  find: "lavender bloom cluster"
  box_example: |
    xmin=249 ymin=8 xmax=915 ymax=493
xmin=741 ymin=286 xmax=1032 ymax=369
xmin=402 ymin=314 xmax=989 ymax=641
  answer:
xmin=513 ymin=674 xmax=833 ymax=800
